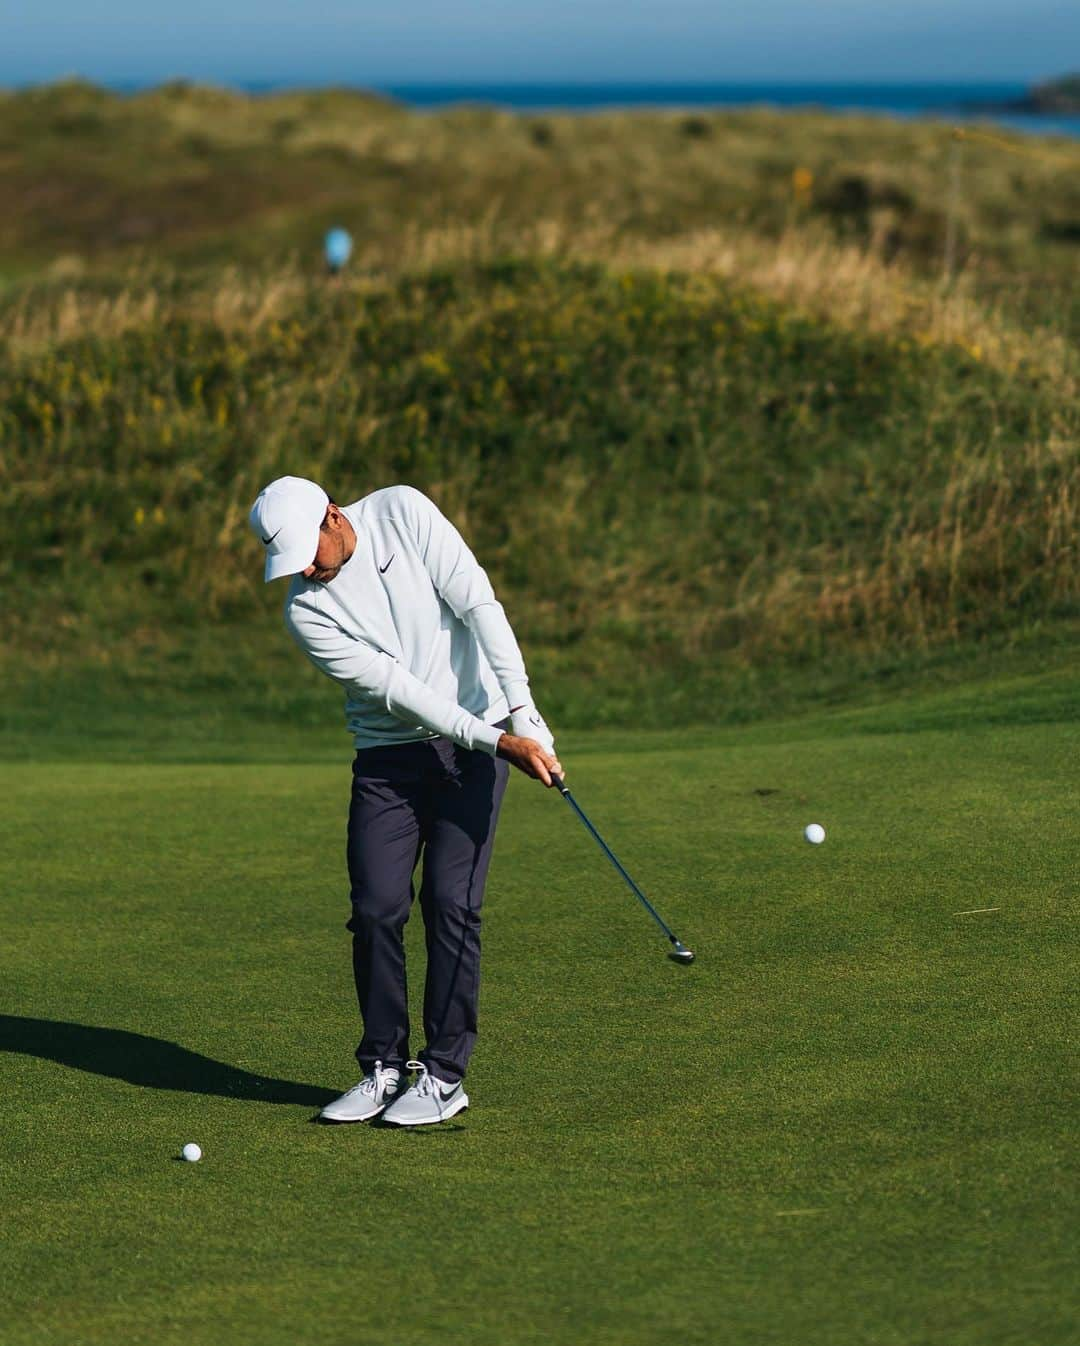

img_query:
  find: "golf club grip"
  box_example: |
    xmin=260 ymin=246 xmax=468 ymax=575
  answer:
xmin=549 ymin=772 xmax=569 ymax=794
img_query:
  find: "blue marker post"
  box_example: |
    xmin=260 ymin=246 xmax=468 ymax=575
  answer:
xmin=324 ymin=227 xmax=353 ymax=277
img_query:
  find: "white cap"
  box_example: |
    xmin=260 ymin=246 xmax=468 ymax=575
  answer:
xmin=249 ymin=476 xmax=330 ymax=582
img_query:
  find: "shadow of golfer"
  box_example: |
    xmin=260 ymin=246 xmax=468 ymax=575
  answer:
xmin=0 ymin=1015 xmax=336 ymax=1107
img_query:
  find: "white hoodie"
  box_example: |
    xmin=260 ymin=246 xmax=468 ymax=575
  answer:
xmin=284 ymin=485 xmax=535 ymax=755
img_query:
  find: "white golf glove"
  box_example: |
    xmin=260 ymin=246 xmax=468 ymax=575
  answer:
xmin=509 ymin=704 xmax=556 ymax=755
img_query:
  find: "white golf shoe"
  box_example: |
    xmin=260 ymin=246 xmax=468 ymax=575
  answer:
xmin=381 ymin=1060 xmax=468 ymax=1126
xmin=319 ymin=1061 xmax=404 ymax=1123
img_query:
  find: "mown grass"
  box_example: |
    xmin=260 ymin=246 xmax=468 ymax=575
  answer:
xmin=1 ymin=669 xmax=1076 ymax=1346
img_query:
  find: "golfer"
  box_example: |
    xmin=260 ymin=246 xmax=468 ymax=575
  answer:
xmin=249 ymin=477 xmax=561 ymax=1126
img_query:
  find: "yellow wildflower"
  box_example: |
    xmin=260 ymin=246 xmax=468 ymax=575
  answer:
xmin=792 ymin=167 xmax=814 ymax=200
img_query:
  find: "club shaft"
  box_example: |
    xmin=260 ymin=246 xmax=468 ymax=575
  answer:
xmin=552 ymin=777 xmax=679 ymax=945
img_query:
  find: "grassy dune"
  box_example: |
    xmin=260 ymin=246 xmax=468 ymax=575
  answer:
xmin=3 ymin=259 xmax=1077 ymax=733
xmin=1 ymin=82 xmax=1077 ymax=733
xmin=3 ymin=80 xmax=1079 ymax=287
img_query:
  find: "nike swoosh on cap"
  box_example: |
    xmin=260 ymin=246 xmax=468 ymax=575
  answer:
xmin=261 ymin=527 xmax=282 ymax=547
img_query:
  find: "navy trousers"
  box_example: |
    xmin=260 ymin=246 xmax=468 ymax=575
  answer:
xmin=345 ymin=731 xmax=509 ymax=1084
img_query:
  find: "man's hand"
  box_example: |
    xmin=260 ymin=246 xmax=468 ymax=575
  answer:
xmin=496 ymin=733 xmax=563 ymax=786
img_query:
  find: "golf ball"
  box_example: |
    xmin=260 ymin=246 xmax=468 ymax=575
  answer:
xmin=804 ymin=823 xmax=826 ymax=845
xmin=181 ymin=1143 xmax=202 ymax=1163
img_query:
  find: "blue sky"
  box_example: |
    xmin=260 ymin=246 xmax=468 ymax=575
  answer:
xmin=2 ymin=1 xmax=1076 ymax=85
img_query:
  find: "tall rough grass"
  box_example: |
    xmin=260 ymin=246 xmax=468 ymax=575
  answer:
xmin=4 ymin=82 xmax=1079 ymax=305
xmin=4 ymin=224 xmax=1074 ymax=390
xmin=2 ymin=85 xmax=1077 ymax=727
xmin=3 ymin=261 xmax=1076 ymax=688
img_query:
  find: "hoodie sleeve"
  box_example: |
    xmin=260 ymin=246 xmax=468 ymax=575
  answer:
xmin=395 ymin=486 xmax=533 ymax=712
xmin=285 ymin=599 xmax=504 ymax=755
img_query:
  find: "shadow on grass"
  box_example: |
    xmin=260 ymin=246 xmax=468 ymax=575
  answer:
xmin=368 ymin=1117 xmax=468 ymax=1134
xmin=0 ymin=1015 xmax=336 ymax=1107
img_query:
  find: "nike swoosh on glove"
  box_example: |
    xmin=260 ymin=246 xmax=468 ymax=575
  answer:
xmin=509 ymin=705 xmax=556 ymax=755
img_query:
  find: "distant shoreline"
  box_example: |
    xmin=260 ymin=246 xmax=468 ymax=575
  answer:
xmin=9 ymin=77 xmax=1080 ymax=137
xmin=132 ymin=80 xmax=1080 ymax=136
xmin=110 ymin=78 xmax=1034 ymax=106
xmin=960 ymin=73 xmax=1080 ymax=116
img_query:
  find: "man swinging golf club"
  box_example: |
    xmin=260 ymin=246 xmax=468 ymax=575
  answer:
xmin=249 ymin=478 xmax=561 ymax=1126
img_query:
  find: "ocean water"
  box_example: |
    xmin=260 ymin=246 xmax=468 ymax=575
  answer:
xmin=101 ymin=79 xmax=1080 ymax=140
xmin=371 ymin=82 xmax=1080 ymax=138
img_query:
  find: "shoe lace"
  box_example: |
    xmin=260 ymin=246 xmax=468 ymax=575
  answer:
xmin=355 ymin=1060 xmax=395 ymax=1098
xmin=405 ymin=1059 xmax=438 ymax=1097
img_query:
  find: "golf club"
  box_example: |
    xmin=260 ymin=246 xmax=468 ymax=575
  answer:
xmin=549 ymin=773 xmax=695 ymax=964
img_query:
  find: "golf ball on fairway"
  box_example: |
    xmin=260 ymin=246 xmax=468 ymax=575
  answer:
xmin=804 ymin=823 xmax=826 ymax=845
xmin=181 ymin=1143 xmax=202 ymax=1163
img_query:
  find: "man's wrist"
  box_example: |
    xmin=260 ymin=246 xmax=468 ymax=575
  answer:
xmin=475 ymin=722 xmax=506 ymax=756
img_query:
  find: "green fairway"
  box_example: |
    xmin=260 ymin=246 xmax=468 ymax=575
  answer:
xmin=2 ymin=664 xmax=1076 ymax=1346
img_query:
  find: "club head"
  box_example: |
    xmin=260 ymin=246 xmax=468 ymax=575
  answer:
xmin=668 ymin=942 xmax=695 ymax=965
